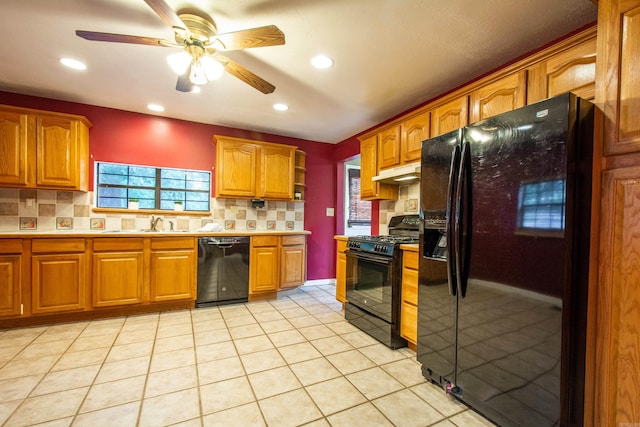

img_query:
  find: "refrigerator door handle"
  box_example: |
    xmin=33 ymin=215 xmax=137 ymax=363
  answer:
xmin=445 ymin=145 xmax=460 ymax=297
xmin=455 ymin=141 xmax=470 ymax=298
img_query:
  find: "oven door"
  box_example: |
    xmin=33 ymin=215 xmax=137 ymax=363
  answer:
xmin=345 ymin=250 xmax=394 ymax=323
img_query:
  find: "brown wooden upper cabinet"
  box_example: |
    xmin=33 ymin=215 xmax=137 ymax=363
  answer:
xmin=0 ymin=105 xmax=91 ymax=191
xmin=430 ymin=95 xmax=469 ymax=137
xmin=360 ymin=135 xmax=398 ymax=201
xmin=470 ymin=71 xmax=527 ymax=123
xmin=401 ymin=111 xmax=430 ymax=164
xmin=528 ymin=36 xmax=597 ymax=104
xmin=215 ymin=135 xmax=296 ymax=200
xmin=378 ymin=125 xmax=401 ymax=170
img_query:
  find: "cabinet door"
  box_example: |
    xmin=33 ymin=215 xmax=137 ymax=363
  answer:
xmin=36 ymin=116 xmax=78 ymax=188
xmin=0 ymin=110 xmax=29 ymax=187
xmin=528 ymin=37 xmax=597 ymax=103
xmin=31 ymin=254 xmax=86 ymax=314
xmin=430 ymin=96 xmax=468 ymax=137
xmin=250 ymin=246 xmax=279 ymax=293
xmin=378 ymin=125 xmax=401 ymax=170
xmin=336 ymin=247 xmax=346 ymax=303
xmin=150 ymin=250 xmax=196 ymax=302
xmin=259 ymin=145 xmax=295 ymax=200
xmin=470 ymin=71 xmax=527 ymax=123
xmin=93 ymin=252 xmax=144 ymax=307
xmin=598 ymin=1 xmax=640 ymax=155
xmin=0 ymin=255 xmax=21 ymax=317
xmin=360 ymin=136 xmax=398 ymax=201
xmin=216 ymin=140 xmax=257 ymax=197
xmin=401 ymin=112 xmax=430 ymax=163
xmin=280 ymin=237 xmax=306 ymax=289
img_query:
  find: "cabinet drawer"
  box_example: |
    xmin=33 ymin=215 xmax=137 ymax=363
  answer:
xmin=402 ymin=267 xmax=418 ymax=305
xmin=93 ymin=238 xmax=144 ymax=252
xmin=337 ymin=239 xmax=347 ymax=253
xmin=0 ymin=239 xmax=22 ymax=254
xmin=150 ymin=237 xmax=195 ymax=250
xmin=282 ymin=235 xmax=305 ymax=246
xmin=403 ymin=250 xmax=419 ymax=270
xmin=400 ymin=302 xmax=417 ymax=344
xmin=32 ymin=238 xmax=85 ymax=253
xmin=252 ymin=235 xmax=279 ymax=247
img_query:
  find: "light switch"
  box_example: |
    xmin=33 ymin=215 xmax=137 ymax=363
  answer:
xmin=326 ymin=208 xmax=334 ymax=217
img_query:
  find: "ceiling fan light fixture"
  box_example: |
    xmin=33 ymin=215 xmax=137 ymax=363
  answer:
xmin=167 ymin=51 xmax=192 ymax=75
xmin=189 ymin=62 xmax=208 ymax=85
xmin=200 ymin=56 xmax=224 ymax=81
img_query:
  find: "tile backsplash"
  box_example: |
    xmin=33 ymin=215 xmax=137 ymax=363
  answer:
xmin=378 ymin=182 xmax=420 ymax=234
xmin=0 ymin=188 xmax=305 ymax=232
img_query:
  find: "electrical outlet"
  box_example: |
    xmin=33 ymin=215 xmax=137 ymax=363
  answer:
xmin=26 ymin=198 xmax=35 ymax=208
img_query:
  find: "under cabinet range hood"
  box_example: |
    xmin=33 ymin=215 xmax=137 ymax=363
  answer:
xmin=372 ymin=162 xmax=421 ymax=184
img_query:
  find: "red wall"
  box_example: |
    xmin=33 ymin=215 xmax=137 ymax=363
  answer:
xmin=1 ymin=91 xmax=336 ymax=280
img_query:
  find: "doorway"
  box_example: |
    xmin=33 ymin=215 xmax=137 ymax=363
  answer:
xmin=344 ymin=158 xmax=371 ymax=236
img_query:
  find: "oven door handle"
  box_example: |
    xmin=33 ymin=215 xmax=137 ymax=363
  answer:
xmin=345 ymin=250 xmax=392 ymax=265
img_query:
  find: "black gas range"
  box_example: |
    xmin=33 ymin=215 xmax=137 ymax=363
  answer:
xmin=344 ymin=215 xmax=419 ymax=348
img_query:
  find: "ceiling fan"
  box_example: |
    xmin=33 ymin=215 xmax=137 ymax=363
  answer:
xmin=75 ymin=0 xmax=285 ymax=94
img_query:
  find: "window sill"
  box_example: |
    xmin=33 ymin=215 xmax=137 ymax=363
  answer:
xmin=92 ymin=207 xmax=211 ymax=217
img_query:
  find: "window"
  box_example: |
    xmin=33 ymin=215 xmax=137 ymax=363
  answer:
xmin=517 ymin=179 xmax=565 ymax=230
xmin=347 ymin=167 xmax=371 ymax=227
xmin=95 ymin=162 xmax=210 ymax=211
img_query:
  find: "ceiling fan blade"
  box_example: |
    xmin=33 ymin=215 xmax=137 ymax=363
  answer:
xmin=176 ymin=73 xmax=194 ymax=92
xmin=213 ymin=25 xmax=285 ymax=51
xmin=217 ymin=56 xmax=275 ymax=94
xmin=143 ymin=0 xmax=187 ymax=31
xmin=76 ymin=30 xmax=172 ymax=46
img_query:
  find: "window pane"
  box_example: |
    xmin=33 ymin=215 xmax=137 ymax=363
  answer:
xmin=517 ymin=179 xmax=566 ymax=231
xmin=161 ymin=178 xmax=186 ymax=189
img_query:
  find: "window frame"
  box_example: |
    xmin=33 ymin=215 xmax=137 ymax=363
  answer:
xmin=94 ymin=161 xmax=211 ymax=212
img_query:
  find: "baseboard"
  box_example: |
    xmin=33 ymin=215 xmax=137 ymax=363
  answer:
xmin=303 ymin=278 xmax=336 ymax=286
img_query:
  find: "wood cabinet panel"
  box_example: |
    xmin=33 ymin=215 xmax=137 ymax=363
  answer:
xmin=280 ymin=243 xmax=306 ymax=288
xmin=32 ymin=238 xmax=85 ymax=253
xmin=259 ymin=145 xmax=295 ymax=200
xmin=430 ymin=96 xmax=468 ymax=137
xmin=335 ymin=237 xmax=347 ymax=303
xmin=360 ymin=135 xmax=398 ymax=201
xmin=92 ymin=251 xmax=144 ymax=307
xmin=401 ymin=112 xmax=429 ymax=163
xmin=378 ymin=125 xmax=401 ymax=169
xmin=528 ymin=37 xmax=597 ymax=103
xmin=0 ymin=255 xmax=21 ymax=317
xmin=470 ymin=71 xmax=527 ymax=123
xmin=36 ymin=116 xmax=77 ymax=188
xmin=0 ymin=110 xmax=29 ymax=186
xmin=400 ymin=301 xmax=417 ymax=344
xmin=250 ymin=246 xmax=279 ymax=293
xmin=149 ymin=250 xmax=195 ymax=302
xmin=599 ymin=1 xmax=640 ymax=155
xmin=216 ymin=139 xmax=257 ymax=198
xmin=400 ymin=249 xmax=419 ymax=344
xmin=595 ymin=166 xmax=640 ymax=426
xmin=31 ymin=253 xmax=86 ymax=314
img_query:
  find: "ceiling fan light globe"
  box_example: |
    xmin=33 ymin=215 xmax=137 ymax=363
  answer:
xmin=189 ymin=63 xmax=208 ymax=85
xmin=167 ymin=51 xmax=192 ymax=75
xmin=200 ymin=56 xmax=224 ymax=81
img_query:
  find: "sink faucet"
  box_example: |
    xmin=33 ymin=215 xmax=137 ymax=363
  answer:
xmin=150 ymin=215 xmax=162 ymax=231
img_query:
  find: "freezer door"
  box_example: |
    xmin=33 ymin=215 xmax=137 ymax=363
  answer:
xmin=417 ymin=129 xmax=461 ymax=386
xmin=453 ymin=94 xmax=575 ymax=426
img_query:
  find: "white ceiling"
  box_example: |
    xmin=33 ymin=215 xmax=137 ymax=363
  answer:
xmin=0 ymin=0 xmax=597 ymax=144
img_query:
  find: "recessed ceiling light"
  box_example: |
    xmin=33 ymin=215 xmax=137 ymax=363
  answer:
xmin=273 ymin=103 xmax=289 ymax=111
xmin=59 ymin=57 xmax=87 ymax=70
xmin=191 ymin=86 xmax=201 ymax=94
xmin=147 ymin=104 xmax=165 ymax=112
xmin=311 ymin=55 xmax=334 ymax=69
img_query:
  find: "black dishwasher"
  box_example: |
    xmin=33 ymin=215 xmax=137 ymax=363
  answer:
xmin=196 ymin=236 xmax=250 ymax=307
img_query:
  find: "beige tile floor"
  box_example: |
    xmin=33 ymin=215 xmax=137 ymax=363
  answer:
xmin=0 ymin=283 xmax=496 ymax=427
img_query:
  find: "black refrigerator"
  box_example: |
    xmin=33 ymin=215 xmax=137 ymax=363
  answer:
xmin=417 ymin=93 xmax=594 ymax=427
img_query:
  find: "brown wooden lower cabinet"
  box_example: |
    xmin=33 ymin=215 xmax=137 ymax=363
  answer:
xmin=280 ymin=235 xmax=306 ymax=289
xmin=250 ymin=234 xmax=308 ymax=299
xmin=400 ymin=249 xmax=418 ymax=346
xmin=0 ymin=239 xmax=23 ymax=317
xmin=150 ymin=250 xmax=196 ymax=302
xmin=30 ymin=238 xmax=87 ymax=315
xmin=92 ymin=238 xmax=144 ymax=307
xmin=335 ymin=237 xmax=347 ymax=303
